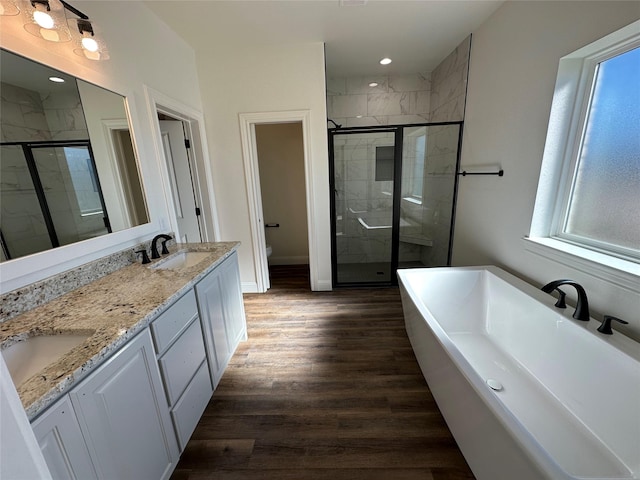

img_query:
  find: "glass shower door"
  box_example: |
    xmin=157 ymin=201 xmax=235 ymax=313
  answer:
xmin=398 ymin=124 xmax=461 ymax=268
xmin=331 ymin=130 xmax=397 ymax=285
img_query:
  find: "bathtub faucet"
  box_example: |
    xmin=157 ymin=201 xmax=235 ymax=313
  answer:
xmin=541 ymin=280 xmax=590 ymax=321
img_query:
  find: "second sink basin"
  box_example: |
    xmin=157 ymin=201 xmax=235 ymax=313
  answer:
xmin=2 ymin=334 xmax=90 ymax=386
xmin=151 ymin=251 xmax=210 ymax=270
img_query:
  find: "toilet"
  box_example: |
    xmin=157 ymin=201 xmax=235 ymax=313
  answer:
xmin=266 ymin=244 xmax=272 ymax=258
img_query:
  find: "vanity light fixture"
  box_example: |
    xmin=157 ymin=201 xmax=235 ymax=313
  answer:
xmin=23 ymin=0 xmax=71 ymax=42
xmin=0 ymin=0 xmax=20 ymax=16
xmin=18 ymin=0 xmax=108 ymax=59
xmin=379 ymin=57 xmax=392 ymax=65
xmin=72 ymin=17 xmax=109 ymax=60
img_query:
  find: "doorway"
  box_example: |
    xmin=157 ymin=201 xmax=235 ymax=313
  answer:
xmin=157 ymin=113 xmax=202 ymax=243
xmin=239 ymin=110 xmax=317 ymax=293
xmin=255 ymin=123 xmax=309 ymax=281
xmin=145 ymin=85 xmax=220 ymax=245
xmin=329 ymin=122 xmax=463 ymax=286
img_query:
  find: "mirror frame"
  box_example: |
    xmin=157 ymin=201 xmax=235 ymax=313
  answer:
xmin=0 ymin=42 xmax=162 ymax=294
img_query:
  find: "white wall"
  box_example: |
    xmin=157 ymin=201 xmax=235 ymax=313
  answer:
xmin=455 ymin=1 xmax=640 ymax=336
xmin=195 ymin=42 xmax=330 ymax=291
xmin=0 ymin=2 xmax=204 ymax=292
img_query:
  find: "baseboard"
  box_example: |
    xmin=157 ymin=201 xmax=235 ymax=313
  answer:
xmin=314 ymin=279 xmax=332 ymax=291
xmin=241 ymin=282 xmax=259 ymax=293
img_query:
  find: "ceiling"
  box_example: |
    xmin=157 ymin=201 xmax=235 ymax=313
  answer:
xmin=144 ymin=0 xmax=505 ymax=78
xmin=1 ymin=49 xmax=78 ymax=96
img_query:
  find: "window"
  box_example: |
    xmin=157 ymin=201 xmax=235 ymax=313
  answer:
xmin=411 ymin=134 xmax=426 ymax=199
xmin=528 ymin=20 xmax=640 ymax=283
xmin=561 ymin=46 xmax=639 ymax=257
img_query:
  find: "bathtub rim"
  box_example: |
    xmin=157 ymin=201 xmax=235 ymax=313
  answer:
xmin=397 ymin=265 xmax=638 ymax=480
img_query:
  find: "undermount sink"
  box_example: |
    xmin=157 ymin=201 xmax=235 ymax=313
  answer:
xmin=2 ymin=334 xmax=90 ymax=386
xmin=151 ymin=251 xmax=210 ymax=270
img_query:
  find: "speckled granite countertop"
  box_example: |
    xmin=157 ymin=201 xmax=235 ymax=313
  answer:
xmin=0 ymin=242 xmax=239 ymax=420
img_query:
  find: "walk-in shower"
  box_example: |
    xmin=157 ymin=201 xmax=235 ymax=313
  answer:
xmin=329 ymin=122 xmax=463 ymax=286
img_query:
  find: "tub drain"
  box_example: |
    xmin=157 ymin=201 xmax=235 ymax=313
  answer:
xmin=486 ymin=379 xmax=503 ymax=391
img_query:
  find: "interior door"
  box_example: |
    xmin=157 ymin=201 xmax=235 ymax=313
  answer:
xmin=159 ymin=120 xmax=202 ymax=243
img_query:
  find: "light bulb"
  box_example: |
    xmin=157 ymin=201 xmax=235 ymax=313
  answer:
xmin=33 ymin=9 xmax=54 ymax=29
xmin=82 ymin=36 xmax=99 ymax=52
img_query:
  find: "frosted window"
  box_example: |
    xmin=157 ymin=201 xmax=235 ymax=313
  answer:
xmin=564 ymin=46 xmax=640 ymax=253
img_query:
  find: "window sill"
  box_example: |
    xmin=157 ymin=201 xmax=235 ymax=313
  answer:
xmin=523 ymin=237 xmax=640 ymax=293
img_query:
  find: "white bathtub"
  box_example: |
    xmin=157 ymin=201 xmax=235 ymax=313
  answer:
xmin=397 ymin=266 xmax=640 ymax=480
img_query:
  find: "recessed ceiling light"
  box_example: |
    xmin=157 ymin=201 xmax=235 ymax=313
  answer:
xmin=356 ymin=115 xmax=363 ymax=118
xmin=48 ymin=76 xmax=65 ymax=83
xmin=379 ymin=58 xmax=392 ymax=65
xmin=369 ymin=82 xmax=378 ymax=87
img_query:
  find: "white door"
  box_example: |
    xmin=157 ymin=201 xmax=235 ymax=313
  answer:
xmin=159 ymin=120 xmax=202 ymax=243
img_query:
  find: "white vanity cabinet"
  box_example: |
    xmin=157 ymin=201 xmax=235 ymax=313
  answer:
xmin=69 ymin=329 xmax=179 ymax=480
xmin=31 ymin=395 xmax=98 ymax=480
xmin=27 ymin=247 xmax=246 ymax=479
xmin=150 ymin=289 xmax=213 ymax=450
xmin=195 ymin=251 xmax=247 ymax=388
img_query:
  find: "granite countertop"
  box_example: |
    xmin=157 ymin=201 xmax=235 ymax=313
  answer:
xmin=0 ymin=242 xmax=240 ymax=420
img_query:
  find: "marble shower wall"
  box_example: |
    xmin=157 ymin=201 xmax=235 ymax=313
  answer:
xmin=430 ymin=35 xmax=471 ymax=123
xmin=334 ymin=132 xmax=395 ymax=265
xmin=327 ymin=74 xmax=432 ymax=127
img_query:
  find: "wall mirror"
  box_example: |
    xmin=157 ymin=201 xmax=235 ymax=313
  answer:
xmin=0 ymin=48 xmax=149 ymax=262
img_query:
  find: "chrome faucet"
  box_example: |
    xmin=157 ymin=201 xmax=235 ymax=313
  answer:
xmin=541 ymin=279 xmax=590 ymax=321
xmin=150 ymin=234 xmax=172 ymax=259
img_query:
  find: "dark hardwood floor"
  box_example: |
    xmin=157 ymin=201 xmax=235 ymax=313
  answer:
xmin=171 ymin=265 xmax=475 ymax=479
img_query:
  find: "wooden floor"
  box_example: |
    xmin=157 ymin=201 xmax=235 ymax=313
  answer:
xmin=171 ymin=265 xmax=475 ymax=480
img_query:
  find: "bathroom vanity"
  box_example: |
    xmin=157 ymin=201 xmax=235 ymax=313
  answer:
xmin=0 ymin=243 xmax=246 ymax=480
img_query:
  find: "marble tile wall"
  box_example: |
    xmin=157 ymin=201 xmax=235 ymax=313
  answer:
xmin=430 ymin=35 xmax=471 ymax=123
xmin=327 ymin=74 xmax=431 ymax=127
xmin=1 ymin=82 xmax=52 ymax=143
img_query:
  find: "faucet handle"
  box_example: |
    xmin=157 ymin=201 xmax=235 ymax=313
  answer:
xmin=135 ymin=249 xmax=150 ymax=264
xmin=597 ymin=315 xmax=628 ymax=335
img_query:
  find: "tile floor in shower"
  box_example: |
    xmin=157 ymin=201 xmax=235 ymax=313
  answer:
xmin=337 ymin=261 xmax=426 ymax=284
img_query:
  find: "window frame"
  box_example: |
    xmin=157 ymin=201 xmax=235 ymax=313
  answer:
xmin=527 ymin=20 xmax=640 ymax=289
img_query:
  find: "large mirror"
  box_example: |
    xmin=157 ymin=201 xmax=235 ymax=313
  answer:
xmin=0 ymin=49 xmax=149 ymax=262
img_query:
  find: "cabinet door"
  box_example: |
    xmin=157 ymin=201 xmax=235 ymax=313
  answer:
xmin=31 ymin=395 xmax=98 ymax=480
xmin=195 ymin=269 xmax=229 ymax=387
xmin=219 ymin=251 xmax=247 ymax=349
xmin=70 ymin=330 xmax=178 ymax=480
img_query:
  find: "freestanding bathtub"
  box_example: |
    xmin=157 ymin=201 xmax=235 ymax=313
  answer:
xmin=397 ymin=266 xmax=639 ymax=480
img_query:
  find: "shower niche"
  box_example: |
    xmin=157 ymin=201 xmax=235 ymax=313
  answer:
xmin=329 ymin=122 xmax=462 ymax=286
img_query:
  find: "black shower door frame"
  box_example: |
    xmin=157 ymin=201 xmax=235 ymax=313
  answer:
xmin=328 ymin=121 xmax=464 ymax=288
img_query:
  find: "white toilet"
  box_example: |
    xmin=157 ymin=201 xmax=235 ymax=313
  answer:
xmin=266 ymin=244 xmax=272 ymax=258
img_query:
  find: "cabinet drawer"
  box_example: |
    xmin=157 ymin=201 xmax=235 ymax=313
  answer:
xmin=159 ymin=318 xmax=207 ymax=405
xmin=171 ymin=360 xmax=212 ymax=450
xmin=152 ymin=289 xmax=198 ymax=354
